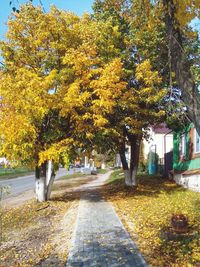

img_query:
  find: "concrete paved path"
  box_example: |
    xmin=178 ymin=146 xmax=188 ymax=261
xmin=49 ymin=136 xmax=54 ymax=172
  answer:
xmin=66 ymin=172 xmax=148 ymax=267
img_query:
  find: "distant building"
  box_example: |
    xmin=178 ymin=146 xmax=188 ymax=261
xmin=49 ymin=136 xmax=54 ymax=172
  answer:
xmin=143 ymin=124 xmax=173 ymax=175
xmin=0 ymin=157 xmax=9 ymax=166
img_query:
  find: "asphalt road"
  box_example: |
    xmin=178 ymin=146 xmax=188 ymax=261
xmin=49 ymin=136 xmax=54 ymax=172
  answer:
xmin=0 ymin=168 xmax=69 ymax=198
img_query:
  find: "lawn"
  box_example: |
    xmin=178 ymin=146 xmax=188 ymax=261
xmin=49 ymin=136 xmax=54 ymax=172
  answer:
xmin=96 ymin=168 xmax=109 ymax=174
xmin=58 ymin=172 xmax=88 ymax=180
xmin=102 ymin=170 xmax=200 ymax=267
xmin=0 ymin=167 xmax=34 ymax=180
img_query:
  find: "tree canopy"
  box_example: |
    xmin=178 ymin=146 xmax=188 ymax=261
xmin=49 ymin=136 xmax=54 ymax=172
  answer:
xmin=1 ymin=0 xmax=200 ymax=198
xmin=0 ymin=5 xmax=126 ymax=169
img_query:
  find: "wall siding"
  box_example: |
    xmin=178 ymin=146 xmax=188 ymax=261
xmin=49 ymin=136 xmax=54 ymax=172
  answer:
xmin=173 ymin=124 xmax=200 ymax=172
xmin=173 ymin=124 xmax=200 ymax=191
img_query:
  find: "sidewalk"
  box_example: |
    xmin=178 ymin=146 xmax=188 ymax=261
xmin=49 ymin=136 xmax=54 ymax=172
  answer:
xmin=66 ymin=172 xmax=148 ymax=267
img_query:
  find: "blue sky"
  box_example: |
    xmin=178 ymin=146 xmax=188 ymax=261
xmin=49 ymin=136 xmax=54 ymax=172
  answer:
xmin=0 ymin=0 xmax=95 ymax=39
xmin=0 ymin=1 xmax=199 ymax=39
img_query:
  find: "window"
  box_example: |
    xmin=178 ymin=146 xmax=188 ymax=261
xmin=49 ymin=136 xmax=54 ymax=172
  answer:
xmin=179 ymin=134 xmax=186 ymax=156
xmin=194 ymin=129 xmax=200 ymax=153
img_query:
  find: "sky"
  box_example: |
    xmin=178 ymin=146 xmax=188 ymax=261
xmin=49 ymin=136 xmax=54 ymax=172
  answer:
xmin=0 ymin=1 xmax=199 ymax=39
xmin=0 ymin=0 xmax=95 ymax=39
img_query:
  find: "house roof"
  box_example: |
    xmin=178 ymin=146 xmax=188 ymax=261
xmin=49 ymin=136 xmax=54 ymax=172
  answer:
xmin=152 ymin=123 xmax=172 ymax=134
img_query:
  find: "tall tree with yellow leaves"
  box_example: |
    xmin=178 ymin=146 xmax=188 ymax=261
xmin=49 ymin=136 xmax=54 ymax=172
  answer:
xmin=93 ymin=0 xmax=200 ymax=185
xmin=0 ymin=4 xmax=125 ymax=201
xmin=93 ymin=0 xmax=166 ymax=186
xmin=162 ymin=0 xmax=200 ymax=135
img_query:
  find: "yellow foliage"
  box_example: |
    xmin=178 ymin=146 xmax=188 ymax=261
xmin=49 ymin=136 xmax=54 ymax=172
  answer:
xmin=118 ymin=59 xmax=166 ymax=136
xmin=172 ymin=0 xmax=200 ymax=27
xmin=135 ymin=60 xmax=166 ymax=105
xmin=0 ymin=4 xmax=126 ymax=167
xmin=38 ymin=138 xmax=74 ymax=165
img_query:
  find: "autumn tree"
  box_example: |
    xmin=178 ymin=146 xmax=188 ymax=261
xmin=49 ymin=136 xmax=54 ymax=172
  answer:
xmin=0 ymin=4 xmax=125 ymax=201
xmin=128 ymin=0 xmax=200 ymax=134
xmin=93 ymin=0 xmax=166 ymax=186
xmin=162 ymin=0 xmax=200 ymax=135
xmin=93 ymin=0 xmax=200 ymax=185
xmin=129 ymin=0 xmax=200 ymax=134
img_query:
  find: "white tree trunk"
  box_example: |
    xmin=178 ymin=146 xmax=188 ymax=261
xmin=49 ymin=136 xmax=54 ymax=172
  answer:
xmin=35 ymin=175 xmax=47 ymax=202
xmin=46 ymin=173 xmax=56 ymax=200
xmin=35 ymin=161 xmax=56 ymax=202
xmin=124 ymin=170 xmax=131 ymax=186
xmin=46 ymin=160 xmax=56 ymax=200
xmin=46 ymin=160 xmax=52 ymax=185
xmin=131 ymin=167 xmax=137 ymax=186
xmin=84 ymin=156 xmax=89 ymax=168
xmin=124 ymin=168 xmax=138 ymax=186
xmin=101 ymin=162 xmax=106 ymax=169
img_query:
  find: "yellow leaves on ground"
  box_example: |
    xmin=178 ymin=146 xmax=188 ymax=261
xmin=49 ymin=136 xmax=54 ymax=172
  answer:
xmin=1 ymin=198 xmax=72 ymax=267
xmin=103 ymin=171 xmax=200 ymax=267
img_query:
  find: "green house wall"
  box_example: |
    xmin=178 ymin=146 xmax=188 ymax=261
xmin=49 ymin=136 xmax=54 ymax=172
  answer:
xmin=173 ymin=124 xmax=200 ymax=172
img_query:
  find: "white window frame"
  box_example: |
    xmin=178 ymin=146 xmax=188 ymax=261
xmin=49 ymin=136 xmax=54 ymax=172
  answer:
xmin=194 ymin=129 xmax=200 ymax=154
xmin=179 ymin=134 xmax=186 ymax=157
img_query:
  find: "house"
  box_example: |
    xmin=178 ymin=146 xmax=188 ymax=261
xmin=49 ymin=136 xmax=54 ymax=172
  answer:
xmin=173 ymin=123 xmax=200 ymax=192
xmin=113 ymin=124 xmax=173 ymax=174
xmin=143 ymin=124 xmax=173 ymax=175
xmin=0 ymin=157 xmax=10 ymax=167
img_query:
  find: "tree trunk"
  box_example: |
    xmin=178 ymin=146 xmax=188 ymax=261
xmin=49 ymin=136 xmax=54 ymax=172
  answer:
xmin=123 ymin=169 xmax=138 ymax=186
xmin=101 ymin=154 xmax=106 ymax=169
xmin=119 ymin=141 xmax=131 ymax=185
xmin=119 ymin=141 xmax=129 ymax=170
xmin=84 ymin=156 xmax=89 ymax=168
xmin=35 ymin=160 xmax=56 ymax=202
xmin=129 ymin=135 xmax=141 ymax=187
xmin=35 ymin=162 xmax=47 ymax=202
xmin=163 ymin=0 xmax=200 ymax=135
xmin=119 ymin=137 xmax=141 ymax=186
xmin=46 ymin=160 xmax=56 ymax=200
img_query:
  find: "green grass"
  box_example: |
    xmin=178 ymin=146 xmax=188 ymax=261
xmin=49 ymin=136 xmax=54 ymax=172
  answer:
xmin=0 ymin=167 xmax=34 ymax=180
xmin=59 ymin=168 xmax=109 ymax=180
xmin=59 ymin=172 xmax=89 ymax=180
xmin=97 ymin=168 xmax=108 ymax=174
xmin=106 ymin=169 xmax=123 ymax=183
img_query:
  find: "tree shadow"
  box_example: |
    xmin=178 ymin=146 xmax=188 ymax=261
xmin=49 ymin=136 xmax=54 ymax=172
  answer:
xmin=50 ymin=173 xmax=188 ymax=205
xmin=97 ymin=174 xmax=187 ymax=200
xmin=66 ymin=228 xmax=147 ymax=267
xmin=155 ymin=223 xmax=200 ymax=266
xmin=36 ymin=253 xmax=66 ymax=267
xmin=50 ymin=190 xmax=81 ymax=203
